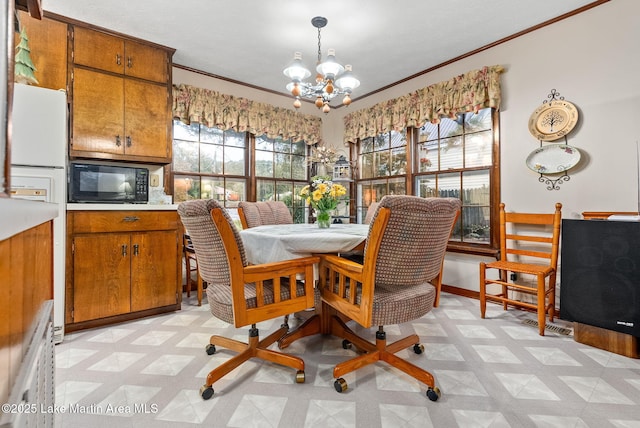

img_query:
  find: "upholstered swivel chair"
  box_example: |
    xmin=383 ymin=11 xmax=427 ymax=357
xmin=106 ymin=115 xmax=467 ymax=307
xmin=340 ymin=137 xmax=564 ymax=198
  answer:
xmin=479 ymin=202 xmax=562 ymax=335
xmin=238 ymin=200 xmax=293 ymax=229
xmin=177 ymin=199 xmax=318 ymax=400
xmin=317 ymin=195 xmax=461 ymax=400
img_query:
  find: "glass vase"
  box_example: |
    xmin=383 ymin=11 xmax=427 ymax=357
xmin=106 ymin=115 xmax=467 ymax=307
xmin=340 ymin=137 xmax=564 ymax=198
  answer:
xmin=316 ymin=210 xmax=331 ymax=228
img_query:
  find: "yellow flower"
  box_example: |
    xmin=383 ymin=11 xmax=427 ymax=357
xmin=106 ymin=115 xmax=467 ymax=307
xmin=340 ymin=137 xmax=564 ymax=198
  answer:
xmin=299 ymin=176 xmax=347 ymax=213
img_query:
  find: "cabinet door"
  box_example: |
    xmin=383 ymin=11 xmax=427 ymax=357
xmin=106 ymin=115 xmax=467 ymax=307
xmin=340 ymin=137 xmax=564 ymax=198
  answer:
xmin=72 ymin=233 xmax=131 ymax=322
xmin=124 ymin=40 xmax=168 ymax=83
xmin=71 ymin=68 xmax=125 ymax=155
xmin=73 ymin=26 xmax=125 ymax=74
xmin=130 ymin=230 xmax=178 ymax=312
xmin=124 ymin=79 xmax=170 ymax=159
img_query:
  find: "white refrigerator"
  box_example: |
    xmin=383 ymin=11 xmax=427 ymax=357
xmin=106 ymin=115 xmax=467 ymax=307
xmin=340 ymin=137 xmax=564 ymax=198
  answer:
xmin=11 ymin=83 xmax=68 ymax=344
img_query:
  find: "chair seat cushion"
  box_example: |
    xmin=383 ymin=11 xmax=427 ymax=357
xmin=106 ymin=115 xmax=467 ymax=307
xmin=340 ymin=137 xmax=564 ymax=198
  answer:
xmin=207 ymin=279 xmax=311 ymax=325
xmin=337 ymin=281 xmax=436 ymax=326
xmin=485 ymin=260 xmax=554 ymax=276
xmin=372 ymin=282 xmax=436 ymax=326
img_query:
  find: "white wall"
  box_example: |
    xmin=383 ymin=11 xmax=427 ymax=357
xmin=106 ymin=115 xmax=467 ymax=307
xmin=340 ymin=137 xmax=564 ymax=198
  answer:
xmin=173 ymin=0 xmax=640 ymax=292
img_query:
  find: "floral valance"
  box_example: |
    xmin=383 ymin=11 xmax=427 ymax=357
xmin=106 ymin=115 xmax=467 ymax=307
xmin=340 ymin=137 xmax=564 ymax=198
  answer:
xmin=343 ymin=65 xmax=504 ymax=144
xmin=172 ymin=84 xmax=323 ymax=144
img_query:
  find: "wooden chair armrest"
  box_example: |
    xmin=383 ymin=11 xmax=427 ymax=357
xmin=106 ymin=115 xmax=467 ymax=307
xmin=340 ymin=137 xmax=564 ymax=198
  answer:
xmin=243 ymin=256 xmax=320 ymax=276
xmin=319 ymin=253 xmax=364 ymax=275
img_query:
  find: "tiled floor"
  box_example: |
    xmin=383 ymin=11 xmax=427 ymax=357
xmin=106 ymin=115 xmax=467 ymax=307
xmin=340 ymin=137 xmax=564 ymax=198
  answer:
xmin=55 ymin=293 xmax=640 ymax=427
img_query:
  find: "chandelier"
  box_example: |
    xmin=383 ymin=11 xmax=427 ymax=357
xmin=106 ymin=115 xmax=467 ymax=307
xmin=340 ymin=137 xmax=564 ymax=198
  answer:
xmin=283 ymin=16 xmax=360 ymax=114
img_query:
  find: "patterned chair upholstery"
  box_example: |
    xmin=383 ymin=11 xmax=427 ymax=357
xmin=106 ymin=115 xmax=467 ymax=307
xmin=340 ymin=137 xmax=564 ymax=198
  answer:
xmin=177 ymin=199 xmax=318 ymax=400
xmin=318 ymin=195 xmax=461 ymax=400
xmin=238 ymin=200 xmax=293 ymax=229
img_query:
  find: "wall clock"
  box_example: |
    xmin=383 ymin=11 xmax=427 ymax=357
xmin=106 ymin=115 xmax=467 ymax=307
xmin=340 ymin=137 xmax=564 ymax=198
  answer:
xmin=528 ymin=100 xmax=579 ymax=141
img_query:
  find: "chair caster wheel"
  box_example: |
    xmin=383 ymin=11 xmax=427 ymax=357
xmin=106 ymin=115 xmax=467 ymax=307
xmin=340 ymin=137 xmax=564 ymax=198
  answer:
xmin=413 ymin=343 xmax=425 ymax=354
xmin=426 ymin=386 xmax=441 ymax=401
xmin=334 ymin=378 xmax=347 ymax=393
xmin=295 ymin=370 xmax=306 ymax=383
xmin=205 ymin=344 xmax=216 ymax=355
xmin=200 ymin=385 xmax=214 ymax=400
xmin=342 ymin=340 xmax=352 ymax=349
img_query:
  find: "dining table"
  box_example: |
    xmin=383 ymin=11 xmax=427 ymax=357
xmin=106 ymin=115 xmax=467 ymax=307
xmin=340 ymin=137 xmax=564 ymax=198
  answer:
xmin=239 ymin=223 xmax=369 ymax=265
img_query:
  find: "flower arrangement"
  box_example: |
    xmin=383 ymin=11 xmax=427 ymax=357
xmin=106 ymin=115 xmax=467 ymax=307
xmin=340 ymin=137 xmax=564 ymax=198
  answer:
xmin=307 ymin=145 xmax=338 ymax=165
xmin=300 ymin=176 xmax=347 ymax=228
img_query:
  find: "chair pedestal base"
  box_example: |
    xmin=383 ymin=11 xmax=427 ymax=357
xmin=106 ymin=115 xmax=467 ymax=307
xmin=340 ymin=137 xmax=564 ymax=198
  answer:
xmin=277 ymin=306 xmax=436 ymax=392
xmin=328 ymin=316 xmax=435 ymax=388
xmin=205 ymin=325 xmax=305 ymax=388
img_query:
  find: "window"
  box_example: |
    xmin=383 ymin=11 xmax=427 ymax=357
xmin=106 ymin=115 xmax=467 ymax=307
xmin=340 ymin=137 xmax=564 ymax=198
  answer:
xmin=355 ymin=108 xmax=499 ymax=254
xmin=254 ymin=135 xmax=308 ymax=223
xmin=356 ymin=130 xmax=407 ymax=222
xmin=171 ymin=121 xmax=309 ymax=223
xmin=415 ymin=108 xmax=498 ymax=253
xmin=172 ymin=120 xmax=247 ymax=211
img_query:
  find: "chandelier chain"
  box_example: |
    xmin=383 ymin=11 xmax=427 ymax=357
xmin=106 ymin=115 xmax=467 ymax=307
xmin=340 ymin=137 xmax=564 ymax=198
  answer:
xmin=317 ymin=27 xmax=322 ymax=63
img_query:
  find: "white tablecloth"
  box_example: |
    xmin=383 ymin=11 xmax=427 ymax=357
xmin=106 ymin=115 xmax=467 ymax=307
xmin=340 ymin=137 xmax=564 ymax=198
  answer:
xmin=240 ymin=223 xmax=369 ymax=264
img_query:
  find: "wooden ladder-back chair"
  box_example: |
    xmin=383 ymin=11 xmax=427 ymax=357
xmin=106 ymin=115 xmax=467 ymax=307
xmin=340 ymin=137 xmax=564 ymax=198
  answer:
xmin=317 ymin=195 xmax=461 ymax=401
xmin=238 ymin=200 xmax=293 ymax=229
xmin=177 ymin=199 xmax=318 ymax=400
xmin=182 ymin=230 xmax=206 ymax=305
xmin=479 ymin=202 xmax=562 ymax=336
xmin=363 ymin=201 xmax=380 ymax=224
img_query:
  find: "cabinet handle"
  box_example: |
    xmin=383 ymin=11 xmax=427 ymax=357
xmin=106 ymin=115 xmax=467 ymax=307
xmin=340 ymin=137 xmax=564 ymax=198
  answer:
xmin=126 ymin=136 xmax=132 ymax=147
xmin=116 ymin=53 xmax=121 ymax=65
xmin=127 ymin=56 xmax=133 ymax=68
xmin=115 ymin=135 xmax=121 ymax=146
xmin=123 ymin=216 xmax=140 ymax=222
xmin=133 ymin=244 xmax=139 ymax=256
xmin=122 ymin=244 xmax=127 ymax=257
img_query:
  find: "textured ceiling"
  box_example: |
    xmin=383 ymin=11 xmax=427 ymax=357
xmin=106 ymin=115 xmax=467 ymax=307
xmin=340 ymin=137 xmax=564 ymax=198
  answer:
xmin=43 ymin=0 xmax=601 ymax=105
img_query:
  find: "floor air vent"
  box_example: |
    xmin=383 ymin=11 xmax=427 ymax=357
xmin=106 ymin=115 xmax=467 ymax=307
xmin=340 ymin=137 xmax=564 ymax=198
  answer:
xmin=522 ymin=318 xmax=573 ymax=336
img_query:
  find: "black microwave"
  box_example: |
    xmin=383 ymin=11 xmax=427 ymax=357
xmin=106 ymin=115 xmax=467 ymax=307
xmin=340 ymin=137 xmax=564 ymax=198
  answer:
xmin=69 ymin=163 xmax=149 ymax=203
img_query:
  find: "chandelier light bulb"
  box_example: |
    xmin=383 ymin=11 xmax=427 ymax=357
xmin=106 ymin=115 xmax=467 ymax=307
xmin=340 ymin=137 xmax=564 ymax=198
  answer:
xmin=315 ymin=96 xmax=324 ymax=108
xmin=343 ymin=94 xmax=352 ymax=106
xmin=293 ymin=98 xmax=302 ymax=109
xmin=322 ymin=103 xmax=330 ymax=114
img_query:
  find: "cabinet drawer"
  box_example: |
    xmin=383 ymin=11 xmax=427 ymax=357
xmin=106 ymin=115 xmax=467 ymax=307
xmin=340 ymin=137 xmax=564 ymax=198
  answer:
xmin=70 ymin=211 xmax=178 ymax=233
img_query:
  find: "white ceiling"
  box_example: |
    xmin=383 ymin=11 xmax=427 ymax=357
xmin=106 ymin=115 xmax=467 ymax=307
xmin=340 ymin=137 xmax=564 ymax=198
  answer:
xmin=42 ymin=0 xmax=600 ymax=105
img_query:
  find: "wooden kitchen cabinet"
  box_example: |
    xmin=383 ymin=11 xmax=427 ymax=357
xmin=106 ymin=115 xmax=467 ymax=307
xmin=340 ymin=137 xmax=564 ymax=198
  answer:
xmin=71 ymin=68 xmax=170 ymax=160
xmin=16 ymin=10 xmax=68 ymax=91
xmin=66 ymin=210 xmax=181 ymax=331
xmin=73 ymin=26 xmax=169 ymax=83
xmin=69 ymin=26 xmax=174 ymax=163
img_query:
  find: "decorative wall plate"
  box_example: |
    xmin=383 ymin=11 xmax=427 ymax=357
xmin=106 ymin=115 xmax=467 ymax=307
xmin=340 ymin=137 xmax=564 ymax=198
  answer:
xmin=528 ymin=100 xmax=579 ymax=141
xmin=526 ymin=143 xmax=581 ymax=174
